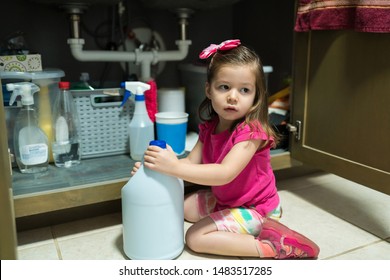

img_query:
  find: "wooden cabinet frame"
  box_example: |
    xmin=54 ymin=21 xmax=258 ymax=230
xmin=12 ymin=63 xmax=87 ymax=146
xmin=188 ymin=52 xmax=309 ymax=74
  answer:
xmin=290 ymin=31 xmax=390 ymax=194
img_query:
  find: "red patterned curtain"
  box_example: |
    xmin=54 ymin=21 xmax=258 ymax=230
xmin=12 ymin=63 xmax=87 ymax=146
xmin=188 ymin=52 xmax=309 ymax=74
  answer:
xmin=295 ymin=0 xmax=390 ymax=32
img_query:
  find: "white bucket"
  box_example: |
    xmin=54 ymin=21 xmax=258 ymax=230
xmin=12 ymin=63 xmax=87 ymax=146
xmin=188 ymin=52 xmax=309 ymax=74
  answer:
xmin=157 ymin=87 xmax=185 ymax=112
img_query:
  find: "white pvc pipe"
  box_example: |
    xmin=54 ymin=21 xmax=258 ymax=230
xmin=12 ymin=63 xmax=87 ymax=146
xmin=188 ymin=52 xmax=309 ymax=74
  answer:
xmin=67 ymin=38 xmax=191 ymax=80
xmin=68 ymin=39 xmax=137 ymax=61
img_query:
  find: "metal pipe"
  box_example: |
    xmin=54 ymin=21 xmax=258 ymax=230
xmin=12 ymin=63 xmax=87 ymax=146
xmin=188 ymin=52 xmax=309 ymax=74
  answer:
xmin=176 ymin=8 xmax=193 ymax=41
xmin=70 ymin=14 xmax=81 ymax=39
xmin=179 ymin=17 xmax=188 ymax=41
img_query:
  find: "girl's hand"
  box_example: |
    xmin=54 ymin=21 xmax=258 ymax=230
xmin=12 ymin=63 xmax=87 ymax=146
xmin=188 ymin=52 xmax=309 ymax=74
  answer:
xmin=131 ymin=161 xmax=141 ymax=176
xmin=143 ymin=144 xmax=179 ymax=175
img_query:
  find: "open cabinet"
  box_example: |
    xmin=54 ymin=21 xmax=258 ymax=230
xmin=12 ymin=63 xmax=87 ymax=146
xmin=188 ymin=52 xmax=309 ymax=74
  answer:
xmin=1 ymin=31 xmax=389 ymax=221
xmin=290 ymin=30 xmax=390 ymax=195
xmin=0 ymin=21 xmax=389 ymax=261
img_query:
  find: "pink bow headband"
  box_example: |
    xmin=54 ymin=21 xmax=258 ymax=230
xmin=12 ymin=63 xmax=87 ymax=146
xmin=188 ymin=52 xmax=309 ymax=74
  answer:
xmin=199 ymin=39 xmax=241 ymax=59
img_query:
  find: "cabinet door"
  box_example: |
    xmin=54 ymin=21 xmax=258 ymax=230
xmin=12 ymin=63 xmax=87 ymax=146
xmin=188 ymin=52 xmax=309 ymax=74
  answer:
xmin=0 ymin=80 xmax=18 ymax=259
xmin=290 ymin=30 xmax=390 ymax=195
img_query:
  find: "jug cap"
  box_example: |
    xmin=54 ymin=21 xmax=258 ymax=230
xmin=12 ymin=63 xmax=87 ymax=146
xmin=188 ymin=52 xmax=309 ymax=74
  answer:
xmin=149 ymin=140 xmax=166 ymax=149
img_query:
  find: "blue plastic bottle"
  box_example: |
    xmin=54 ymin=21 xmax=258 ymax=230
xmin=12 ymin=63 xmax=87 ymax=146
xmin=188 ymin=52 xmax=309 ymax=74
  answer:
xmin=121 ymin=140 xmax=184 ymax=259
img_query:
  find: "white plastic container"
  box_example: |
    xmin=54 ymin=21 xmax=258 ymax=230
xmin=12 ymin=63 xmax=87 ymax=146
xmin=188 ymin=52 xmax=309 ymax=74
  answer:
xmin=51 ymin=81 xmax=81 ymax=168
xmin=121 ymin=140 xmax=184 ymax=260
xmin=0 ymin=69 xmax=65 ymax=163
xmin=157 ymin=87 xmax=185 ymax=112
xmin=7 ymin=82 xmax=49 ymax=173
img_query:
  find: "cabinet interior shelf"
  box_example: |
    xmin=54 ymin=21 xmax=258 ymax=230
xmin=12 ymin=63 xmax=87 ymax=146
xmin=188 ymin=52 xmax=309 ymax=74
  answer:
xmin=13 ymin=150 xmax=299 ymax=218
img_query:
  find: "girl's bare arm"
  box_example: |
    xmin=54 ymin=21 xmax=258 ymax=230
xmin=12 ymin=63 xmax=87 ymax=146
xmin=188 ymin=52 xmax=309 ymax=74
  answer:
xmin=144 ymin=138 xmax=261 ymax=186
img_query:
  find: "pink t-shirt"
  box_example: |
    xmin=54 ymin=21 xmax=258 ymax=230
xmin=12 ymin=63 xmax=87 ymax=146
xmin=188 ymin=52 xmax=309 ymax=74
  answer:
xmin=199 ymin=118 xmax=280 ymax=216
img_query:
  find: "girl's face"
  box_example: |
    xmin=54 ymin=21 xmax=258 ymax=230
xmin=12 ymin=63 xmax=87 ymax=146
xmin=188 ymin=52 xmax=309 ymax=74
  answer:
xmin=206 ymin=65 xmax=256 ymax=131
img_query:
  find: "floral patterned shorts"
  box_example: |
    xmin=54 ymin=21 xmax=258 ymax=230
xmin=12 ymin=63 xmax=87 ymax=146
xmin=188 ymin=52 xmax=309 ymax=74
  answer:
xmin=196 ymin=190 xmax=282 ymax=236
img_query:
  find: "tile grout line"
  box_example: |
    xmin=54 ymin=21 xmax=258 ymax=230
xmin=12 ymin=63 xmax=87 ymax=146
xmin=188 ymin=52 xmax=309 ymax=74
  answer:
xmin=51 ymin=224 xmax=123 ymax=242
xmin=323 ymin=239 xmax=386 ymax=260
xmin=50 ymin=226 xmax=63 ymax=260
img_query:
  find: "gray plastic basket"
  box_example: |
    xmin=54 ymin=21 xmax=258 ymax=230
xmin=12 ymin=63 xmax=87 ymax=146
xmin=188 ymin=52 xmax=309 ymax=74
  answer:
xmin=72 ymin=89 xmax=134 ymax=158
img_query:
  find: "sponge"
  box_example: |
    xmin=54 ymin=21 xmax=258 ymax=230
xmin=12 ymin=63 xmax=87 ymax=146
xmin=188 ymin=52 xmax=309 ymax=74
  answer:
xmin=145 ymin=79 xmax=158 ymax=122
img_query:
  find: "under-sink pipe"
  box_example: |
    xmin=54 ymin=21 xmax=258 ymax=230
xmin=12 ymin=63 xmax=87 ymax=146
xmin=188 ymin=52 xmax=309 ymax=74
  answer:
xmin=67 ymin=39 xmax=191 ymax=63
xmin=66 ymin=7 xmax=192 ymax=81
xmin=67 ymin=38 xmax=191 ymax=80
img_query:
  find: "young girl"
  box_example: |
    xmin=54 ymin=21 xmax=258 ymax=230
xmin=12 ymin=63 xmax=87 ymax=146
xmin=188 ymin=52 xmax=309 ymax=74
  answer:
xmin=132 ymin=39 xmax=320 ymax=259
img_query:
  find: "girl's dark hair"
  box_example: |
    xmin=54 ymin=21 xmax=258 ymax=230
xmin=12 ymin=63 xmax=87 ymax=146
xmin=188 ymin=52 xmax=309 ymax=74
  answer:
xmin=198 ymin=44 xmax=280 ymax=148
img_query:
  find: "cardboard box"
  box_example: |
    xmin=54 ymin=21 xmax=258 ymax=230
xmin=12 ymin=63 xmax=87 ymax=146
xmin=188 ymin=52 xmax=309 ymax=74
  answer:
xmin=0 ymin=54 xmax=42 ymax=72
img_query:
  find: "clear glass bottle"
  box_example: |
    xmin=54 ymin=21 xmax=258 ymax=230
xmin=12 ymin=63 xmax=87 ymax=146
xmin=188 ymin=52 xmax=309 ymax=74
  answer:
xmin=51 ymin=81 xmax=81 ymax=168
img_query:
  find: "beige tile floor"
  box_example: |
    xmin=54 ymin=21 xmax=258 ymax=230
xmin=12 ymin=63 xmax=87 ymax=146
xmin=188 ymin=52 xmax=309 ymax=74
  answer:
xmin=16 ymin=172 xmax=390 ymax=260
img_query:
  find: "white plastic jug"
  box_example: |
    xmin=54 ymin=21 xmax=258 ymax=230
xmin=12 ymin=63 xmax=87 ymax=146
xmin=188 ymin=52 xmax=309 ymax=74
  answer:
xmin=121 ymin=140 xmax=184 ymax=259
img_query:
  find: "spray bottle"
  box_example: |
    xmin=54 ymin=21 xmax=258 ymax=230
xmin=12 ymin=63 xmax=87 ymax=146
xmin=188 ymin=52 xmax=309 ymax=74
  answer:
xmin=8 ymin=82 xmax=49 ymax=173
xmin=120 ymin=81 xmax=154 ymax=160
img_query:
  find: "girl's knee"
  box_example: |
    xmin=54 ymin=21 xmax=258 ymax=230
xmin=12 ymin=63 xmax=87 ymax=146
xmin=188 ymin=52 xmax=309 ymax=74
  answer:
xmin=185 ymin=226 xmax=202 ymax=253
xmin=184 ymin=193 xmax=201 ymax=222
xmin=185 ymin=217 xmax=217 ymax=253
xmin=184 ymin=229 xmax=194 ymax=251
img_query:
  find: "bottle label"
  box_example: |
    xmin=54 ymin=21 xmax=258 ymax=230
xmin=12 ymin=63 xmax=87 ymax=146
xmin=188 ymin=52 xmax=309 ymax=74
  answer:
xmin=20 ymin=144 xmax=48 ymax=165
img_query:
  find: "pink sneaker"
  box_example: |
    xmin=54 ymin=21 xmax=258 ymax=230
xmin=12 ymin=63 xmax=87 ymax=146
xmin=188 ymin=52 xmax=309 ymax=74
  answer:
xmin=257 ymin=218 xmax=320 ymax=259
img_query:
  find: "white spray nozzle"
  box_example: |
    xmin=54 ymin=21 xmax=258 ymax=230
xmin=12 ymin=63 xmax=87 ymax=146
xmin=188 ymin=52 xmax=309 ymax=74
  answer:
xmin=124 ymin=81 xmax=150 ymax=95
xmin=120 ymin=81 xmax=151 ymax=106
xmin=7 ymin=82 xmax=40 ymax=106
